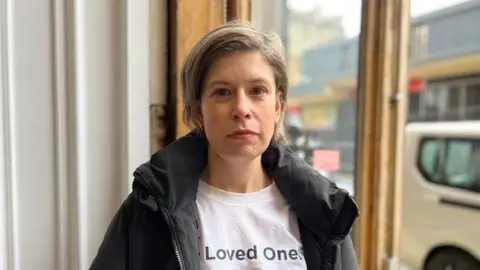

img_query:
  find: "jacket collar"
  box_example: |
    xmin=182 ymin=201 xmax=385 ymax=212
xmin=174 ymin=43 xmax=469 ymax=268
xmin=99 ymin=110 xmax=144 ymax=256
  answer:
xmin=132 ymin=131 xmax=358 ymax=239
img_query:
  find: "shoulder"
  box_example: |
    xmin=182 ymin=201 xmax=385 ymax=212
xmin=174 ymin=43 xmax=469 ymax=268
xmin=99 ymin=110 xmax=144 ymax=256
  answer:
xmin=110 ymin=193 xmax=148 ymax=230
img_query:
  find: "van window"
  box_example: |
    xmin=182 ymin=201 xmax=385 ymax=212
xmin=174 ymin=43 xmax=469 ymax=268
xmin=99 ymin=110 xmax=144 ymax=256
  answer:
xmin=419 ymin=139 xmax=441 ymax=183
xmin=418 ymin=138 xmax=480 ymax=193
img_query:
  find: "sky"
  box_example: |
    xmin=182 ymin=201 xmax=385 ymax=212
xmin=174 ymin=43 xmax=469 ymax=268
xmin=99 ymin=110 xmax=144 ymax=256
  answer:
xmin=288 ymin=0 xmax=471 ymax=38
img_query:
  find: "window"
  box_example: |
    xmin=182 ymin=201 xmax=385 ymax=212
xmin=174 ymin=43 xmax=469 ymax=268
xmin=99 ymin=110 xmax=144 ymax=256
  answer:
xmin=251 ymin=0 xmax=361 ymax=191
xmin=466 ymin=84 xmax=480 ymax=119
xmin=419 ymin=139 xmax=441 ymax=181
xmin=408 ymin=92 xmax=420 ymax=121
xmin=410 ymin=24 xmax=428 ymax=61
xmin=418 ymin=138 xmax=480 ymax=193
xmin=421 ymin=86 xmax=449 ymax=121
xmin=445 ymin=86 xmax=460 ymax=120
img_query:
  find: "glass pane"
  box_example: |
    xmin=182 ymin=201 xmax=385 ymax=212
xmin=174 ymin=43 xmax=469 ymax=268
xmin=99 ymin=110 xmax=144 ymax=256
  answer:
xmin=404 ymin=1 xmax=480 ymax=267
xmin=445 ymin=139 xmax=472 ymax=186
xmin=466 ymin=84 xmax=480 ymax=119
xmin=251 ymin=0 xmax=363 ymax=196
xmin=408 ymin=92 xmax=421 ymax=121
xmin=445 ymin=86 xmax=460 ymax=120
xmin=419 ymin=139 xmax=441 ymax=180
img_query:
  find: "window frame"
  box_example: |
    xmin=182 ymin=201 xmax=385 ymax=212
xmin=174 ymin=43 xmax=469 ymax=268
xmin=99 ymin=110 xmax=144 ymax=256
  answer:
xmin=417 ymin=136 xmax=480 ymax=194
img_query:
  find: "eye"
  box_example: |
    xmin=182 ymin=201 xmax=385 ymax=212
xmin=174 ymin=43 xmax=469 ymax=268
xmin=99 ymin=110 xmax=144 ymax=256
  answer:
xmin=212 ymin=88 xmax=231 ymax=97
xmin=251 ymin=87 xmax=268 ymax=96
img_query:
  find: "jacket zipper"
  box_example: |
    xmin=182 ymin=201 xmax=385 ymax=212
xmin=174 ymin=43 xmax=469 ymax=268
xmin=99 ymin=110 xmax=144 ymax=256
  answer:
xmin=321 ymin=237 xmax=340 ymax=270
xmin=156 ymin=198 xmax=186 ymax=270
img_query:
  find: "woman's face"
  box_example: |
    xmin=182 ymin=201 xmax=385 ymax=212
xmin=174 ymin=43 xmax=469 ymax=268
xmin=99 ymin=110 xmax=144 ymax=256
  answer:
xmin=200 ymin=51 xmax=281 ymax=161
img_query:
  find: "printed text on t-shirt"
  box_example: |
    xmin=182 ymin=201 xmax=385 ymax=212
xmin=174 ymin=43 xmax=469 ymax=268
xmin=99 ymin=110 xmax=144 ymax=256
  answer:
xmin=205 ymin=245 xmax=304 ymax=261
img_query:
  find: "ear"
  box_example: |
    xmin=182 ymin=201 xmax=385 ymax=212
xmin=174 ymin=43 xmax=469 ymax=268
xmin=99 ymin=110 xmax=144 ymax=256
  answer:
xmin=275 ymin=91 xmax=283 ymax=123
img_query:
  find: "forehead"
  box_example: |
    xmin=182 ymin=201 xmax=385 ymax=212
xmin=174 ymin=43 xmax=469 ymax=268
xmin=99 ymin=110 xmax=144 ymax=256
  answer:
xmin=204 ymin=51 xmax=275 ymax=86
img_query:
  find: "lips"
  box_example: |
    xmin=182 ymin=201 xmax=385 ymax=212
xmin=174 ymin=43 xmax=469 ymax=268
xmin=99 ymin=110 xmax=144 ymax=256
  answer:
xmin=227 ymin=129 xmax=258 ymax=139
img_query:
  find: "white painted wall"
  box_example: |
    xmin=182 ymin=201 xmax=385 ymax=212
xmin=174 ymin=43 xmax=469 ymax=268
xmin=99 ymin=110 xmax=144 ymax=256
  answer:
xmin=0 ymin=0 xmax=166 ymax=269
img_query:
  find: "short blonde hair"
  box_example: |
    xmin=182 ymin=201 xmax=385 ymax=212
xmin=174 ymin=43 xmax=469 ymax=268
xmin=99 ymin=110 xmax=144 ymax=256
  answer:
xmin=181 ymin=20 xmax=288 ymax=142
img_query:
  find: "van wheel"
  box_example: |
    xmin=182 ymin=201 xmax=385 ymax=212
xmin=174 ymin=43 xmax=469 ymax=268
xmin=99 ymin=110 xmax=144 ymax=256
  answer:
xmin=425 ymin=249 xmax=480 ymax=270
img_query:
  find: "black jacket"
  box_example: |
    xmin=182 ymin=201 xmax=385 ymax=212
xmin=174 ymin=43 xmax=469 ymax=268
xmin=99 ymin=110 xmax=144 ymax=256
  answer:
xmin=90 ymin=132 xmax=360 ymax=270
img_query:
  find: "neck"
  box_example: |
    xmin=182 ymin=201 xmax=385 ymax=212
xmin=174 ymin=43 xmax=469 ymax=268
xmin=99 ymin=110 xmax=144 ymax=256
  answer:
xmin=205 ymin=148 xmax=271 ymax=193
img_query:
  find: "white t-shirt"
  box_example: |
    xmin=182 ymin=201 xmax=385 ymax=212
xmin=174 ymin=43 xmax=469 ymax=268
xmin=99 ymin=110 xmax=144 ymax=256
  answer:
xmin=195 ymin=180 xmax=307 ymax=270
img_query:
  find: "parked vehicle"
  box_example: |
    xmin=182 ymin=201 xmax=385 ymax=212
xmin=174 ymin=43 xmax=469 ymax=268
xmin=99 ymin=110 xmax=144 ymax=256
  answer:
xmin=397 ymin=121 xmax=480 ymax=270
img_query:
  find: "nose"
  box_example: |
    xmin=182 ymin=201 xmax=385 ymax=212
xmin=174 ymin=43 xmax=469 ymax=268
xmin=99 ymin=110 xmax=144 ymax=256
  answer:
xmin=231 ymin=91 xmax=252 ymax=121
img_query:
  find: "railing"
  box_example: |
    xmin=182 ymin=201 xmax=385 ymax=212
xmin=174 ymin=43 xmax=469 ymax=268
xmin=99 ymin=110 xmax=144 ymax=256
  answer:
xmin=408 ymin=105 xmax=480 ymax=122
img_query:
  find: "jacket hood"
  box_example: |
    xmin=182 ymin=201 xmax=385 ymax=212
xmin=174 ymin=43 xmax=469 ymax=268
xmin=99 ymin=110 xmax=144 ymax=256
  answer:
xmin=132 ymin=131 xmax=359 ymax=239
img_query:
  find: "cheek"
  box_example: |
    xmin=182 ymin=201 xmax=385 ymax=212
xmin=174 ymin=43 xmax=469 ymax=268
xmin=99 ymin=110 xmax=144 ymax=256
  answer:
xmin=200 ymin=104 xmax=227 ymax=139
xmin=258 ymin=107 xmax=278 ymax=136
xmin=201 ymin=104 xmax=224 ymax=125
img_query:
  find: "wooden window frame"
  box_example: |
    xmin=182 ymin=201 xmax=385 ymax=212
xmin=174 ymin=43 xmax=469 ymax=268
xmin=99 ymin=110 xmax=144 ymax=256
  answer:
xmin=354 ymin=0 xmax=411 ymax=269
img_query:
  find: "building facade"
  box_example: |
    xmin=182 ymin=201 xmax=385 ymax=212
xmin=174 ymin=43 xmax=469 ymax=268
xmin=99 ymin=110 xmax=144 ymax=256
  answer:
xmin=286 ymin=0 xmax=480 ymax=172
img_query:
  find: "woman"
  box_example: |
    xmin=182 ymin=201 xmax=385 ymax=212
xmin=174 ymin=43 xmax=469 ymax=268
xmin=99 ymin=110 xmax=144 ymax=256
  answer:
xmin=90 ymin=21 xmax=359 ymax=270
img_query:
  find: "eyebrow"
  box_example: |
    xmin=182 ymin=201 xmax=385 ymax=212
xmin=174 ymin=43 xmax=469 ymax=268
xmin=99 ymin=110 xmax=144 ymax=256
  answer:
xmin=207 ymin=77 xmax=272 ymax=87
xmin=249 ymin=77 xmax=271 ymax=84
xmin=207 ymin=80 xmax=231 ymax=87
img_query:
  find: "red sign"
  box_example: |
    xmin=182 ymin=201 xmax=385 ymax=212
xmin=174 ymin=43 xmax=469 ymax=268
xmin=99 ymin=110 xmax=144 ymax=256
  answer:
xmin=287 ymin=105 xmax=301 ymax=113
xmin=312 ymin=149 xmax=340 ymax=171
xmin=408 ymin=78 xmax=424 ymax=93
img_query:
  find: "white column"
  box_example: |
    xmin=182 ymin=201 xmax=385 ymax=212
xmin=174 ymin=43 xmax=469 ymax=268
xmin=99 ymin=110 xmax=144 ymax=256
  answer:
xmin=0 ymin=0 xmax=160 ymax=269
xmin=0 ymin=1 xmax=13 ymax=269
xmin=126 ymin=0 xmax=151 ymax=192
xmin=2 ymin=0 xmax=57 ymax=269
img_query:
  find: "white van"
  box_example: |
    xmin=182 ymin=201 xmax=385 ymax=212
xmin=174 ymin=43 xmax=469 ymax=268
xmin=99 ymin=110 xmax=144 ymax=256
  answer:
xmin=398 ymin=121 xmax=480 ymax=270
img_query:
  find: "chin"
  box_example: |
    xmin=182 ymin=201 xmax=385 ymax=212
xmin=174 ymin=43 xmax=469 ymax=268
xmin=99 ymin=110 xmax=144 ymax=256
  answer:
xmin=217 ymin=144 xmax=266 ymax=161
